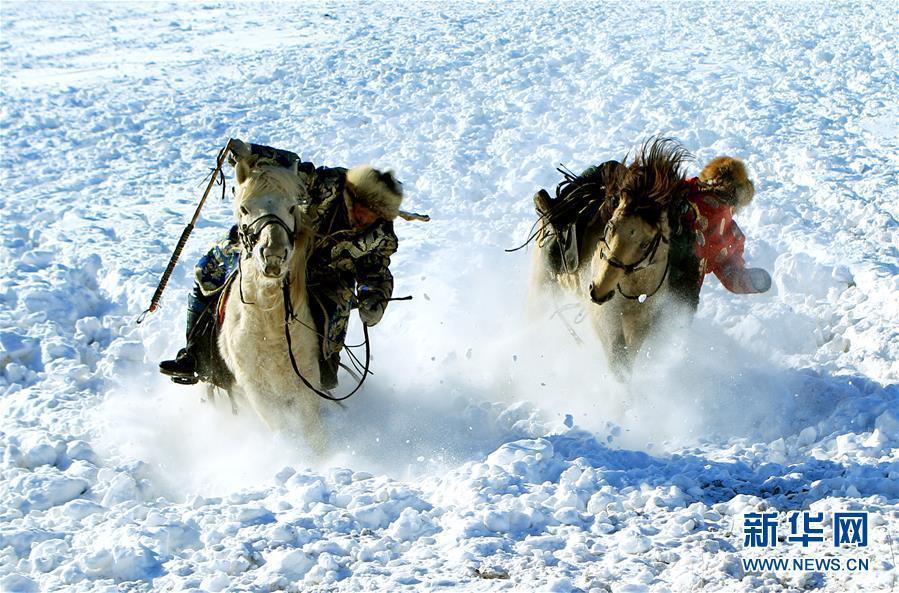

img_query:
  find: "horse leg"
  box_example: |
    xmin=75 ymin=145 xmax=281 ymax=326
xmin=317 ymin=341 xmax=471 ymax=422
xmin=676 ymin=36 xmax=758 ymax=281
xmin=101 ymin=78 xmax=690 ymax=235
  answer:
xmin=201 ymin=383 xmax=215 ymax=405
xmin=527 ymin=245 xmax=551 ymax=315
xmin=608 ymin=332 xmax=633 ymax=381
xmin=590 ymin=307 xmax=632 ymax=380
xmin=244 ymin=390 xmax=327 ymax=455
xmin=295 ymin=396 xmax=327 ymax=456
xmin=280 ymin=395 xmax=328 ymax=457
xmin=225 ymin=389 xmax=238 ymax=415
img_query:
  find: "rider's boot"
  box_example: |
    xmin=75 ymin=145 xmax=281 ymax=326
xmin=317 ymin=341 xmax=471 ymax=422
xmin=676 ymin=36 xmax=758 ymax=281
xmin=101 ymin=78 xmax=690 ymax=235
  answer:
xmin=159 ymin=348 xmax=199 ymax=383
xmin=318 ymin=353 xmax=340 ymax=391
xmin=159 ymin=296 xmax=203 ymax=384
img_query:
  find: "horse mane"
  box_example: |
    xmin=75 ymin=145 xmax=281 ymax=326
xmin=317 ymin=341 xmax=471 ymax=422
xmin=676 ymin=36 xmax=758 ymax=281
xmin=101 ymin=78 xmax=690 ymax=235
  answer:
xmin=516 ymin=137 xmax=691 ymax=253
xmin=618 ymin=137 xmax=691 ymax=224
xmin=236 ymin=156 xmax=307 ymax=204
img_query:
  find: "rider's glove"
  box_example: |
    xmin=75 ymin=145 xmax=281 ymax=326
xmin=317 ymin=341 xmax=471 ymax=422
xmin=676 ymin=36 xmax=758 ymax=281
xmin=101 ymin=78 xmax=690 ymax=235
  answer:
xmin=357 ymin=285 xmax=387 ymax=326
xmin=748 ymin=268 xmax=772 ymax=293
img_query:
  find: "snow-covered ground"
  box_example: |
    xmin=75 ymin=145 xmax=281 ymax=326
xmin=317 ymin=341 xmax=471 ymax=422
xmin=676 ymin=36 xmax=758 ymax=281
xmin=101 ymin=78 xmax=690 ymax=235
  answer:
xmin=1 ymin=2 xmax=897 ymax=592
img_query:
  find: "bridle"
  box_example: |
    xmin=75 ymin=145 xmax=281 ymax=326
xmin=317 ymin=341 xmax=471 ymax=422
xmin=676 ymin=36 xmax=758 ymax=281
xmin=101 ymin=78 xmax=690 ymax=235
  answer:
xmin=237 ymin=212 xmax=297 ymax=254
xmin=599 ymin=222 xmax=667 ymax=274
xmin=598 ymin=220 xmax=670 ymax=301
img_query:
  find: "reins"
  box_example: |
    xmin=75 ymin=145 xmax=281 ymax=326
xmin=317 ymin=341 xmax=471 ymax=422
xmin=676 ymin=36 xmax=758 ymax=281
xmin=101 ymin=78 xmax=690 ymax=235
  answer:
xmin=281 ymin=276 xmax=371 ymax=402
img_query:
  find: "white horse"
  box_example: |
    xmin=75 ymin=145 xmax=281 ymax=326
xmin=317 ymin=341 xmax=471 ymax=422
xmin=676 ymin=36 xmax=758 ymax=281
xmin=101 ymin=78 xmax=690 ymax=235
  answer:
xmin=217 ymin=141 xmax=326 ymax=450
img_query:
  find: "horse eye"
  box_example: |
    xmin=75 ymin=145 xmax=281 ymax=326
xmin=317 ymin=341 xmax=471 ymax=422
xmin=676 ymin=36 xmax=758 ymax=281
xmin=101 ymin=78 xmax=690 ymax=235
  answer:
xmin=289 ymin=205 xmax=296 ymax=214
xmin=240 ymin=206 xmax=249 ymax=215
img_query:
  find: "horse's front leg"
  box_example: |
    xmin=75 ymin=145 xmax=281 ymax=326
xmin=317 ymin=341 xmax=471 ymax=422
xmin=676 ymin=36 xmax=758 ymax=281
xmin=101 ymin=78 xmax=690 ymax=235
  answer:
xmin=296 ymin=396 xmax=328 ymax=457
xmin=589 ymin=308 xmax=632 ymax=380
xmin=608 ymin=332 xmax=633 ymax=381
xmin=249 ymin=391 xmax=328 ymax=456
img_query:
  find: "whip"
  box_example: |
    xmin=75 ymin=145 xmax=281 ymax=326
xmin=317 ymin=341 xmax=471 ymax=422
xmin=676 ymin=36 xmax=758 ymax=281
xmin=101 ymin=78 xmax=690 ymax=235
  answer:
xmin=137 ymin=139 xmax=235 ymax=323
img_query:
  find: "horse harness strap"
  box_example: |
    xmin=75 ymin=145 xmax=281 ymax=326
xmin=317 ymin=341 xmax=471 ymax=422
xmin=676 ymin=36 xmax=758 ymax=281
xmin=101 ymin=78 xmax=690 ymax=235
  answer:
xmin=601 ymin=228 xmax=671 ymax=301
xmin=616 ymin=255 xmax=670 ymax=301
xmin=238 ymin=213 xmax=296 ymax=253
xmin=281 ymin=277 xmax=370 ymax=402
xmin=216 ymin=272 xmax=239 ymax=326
xmin=600 ymin=228 xmax=667 ymax=274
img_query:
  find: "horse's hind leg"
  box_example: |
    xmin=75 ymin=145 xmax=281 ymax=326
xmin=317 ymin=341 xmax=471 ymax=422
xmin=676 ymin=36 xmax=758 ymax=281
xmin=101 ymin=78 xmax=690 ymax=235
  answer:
xmin=201 ymin=383 xmax=239 ymax=415
xmin=527 ymin=243 xmax=562 ymax=318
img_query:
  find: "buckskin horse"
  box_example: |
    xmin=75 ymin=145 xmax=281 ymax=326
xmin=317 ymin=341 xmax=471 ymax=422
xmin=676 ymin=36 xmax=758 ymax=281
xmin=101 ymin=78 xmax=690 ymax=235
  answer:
xmin=530 ymin=138 xmax=699 ymax=375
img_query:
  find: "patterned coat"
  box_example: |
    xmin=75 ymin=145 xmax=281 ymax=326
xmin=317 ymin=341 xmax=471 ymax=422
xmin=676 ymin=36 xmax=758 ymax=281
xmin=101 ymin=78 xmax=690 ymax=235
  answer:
xmin=191 ymin=165 xmax=398 ymax=358
xmin=305 ymin=166 xmax=398 ymax=357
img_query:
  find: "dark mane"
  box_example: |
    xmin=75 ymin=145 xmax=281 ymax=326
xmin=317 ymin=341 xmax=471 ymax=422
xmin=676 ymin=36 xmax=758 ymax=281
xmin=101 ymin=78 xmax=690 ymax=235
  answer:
xmin=618 ymin=137 xmax=691 ymax=224
xmin=543 ymin=160 xmax=627 ymax=231
xmin=512 ymin=137 xmax=691 ymax=254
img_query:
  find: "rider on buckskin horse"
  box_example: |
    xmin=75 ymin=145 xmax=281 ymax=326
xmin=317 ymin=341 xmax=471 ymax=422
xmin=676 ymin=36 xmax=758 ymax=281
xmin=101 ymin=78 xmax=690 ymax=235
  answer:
xmin=159 ymin=142 xmax=403 ymax=390
xmin=533 ymin=154 xmax=771 ymax=308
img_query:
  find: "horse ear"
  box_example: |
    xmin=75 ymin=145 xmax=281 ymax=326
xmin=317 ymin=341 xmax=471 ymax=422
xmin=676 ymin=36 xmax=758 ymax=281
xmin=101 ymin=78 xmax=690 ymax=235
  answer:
xmin=235 ymin=160 xmax=251 ymax=185
xmin=228 ymin=139 xmax=252 ymax=167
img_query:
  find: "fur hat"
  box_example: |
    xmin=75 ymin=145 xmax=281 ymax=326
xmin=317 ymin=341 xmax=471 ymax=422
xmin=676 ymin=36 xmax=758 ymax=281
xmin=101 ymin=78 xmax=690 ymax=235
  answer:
xmin=346 ymin=165 xmax=403 ymax=221
xmin=699 ymin=156 xmax=755 ymax=212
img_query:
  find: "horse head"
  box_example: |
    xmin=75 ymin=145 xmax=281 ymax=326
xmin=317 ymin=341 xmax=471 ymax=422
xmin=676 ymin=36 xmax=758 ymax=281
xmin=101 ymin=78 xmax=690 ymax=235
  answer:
xmin=588 ymin=138 xmax=689 ymax=305
xmin=230 ymin=142 xmax=312 ymax=282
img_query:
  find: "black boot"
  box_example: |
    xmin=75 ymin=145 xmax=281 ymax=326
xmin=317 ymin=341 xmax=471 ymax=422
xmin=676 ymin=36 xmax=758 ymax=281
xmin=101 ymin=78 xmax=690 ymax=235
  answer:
xmin=159 ymin=291 xmax=206 ymax=385
xmin=159 ymin=348 xmax=199 ymax=384
xmin=318 ymin=353 xmax=340 ymax=390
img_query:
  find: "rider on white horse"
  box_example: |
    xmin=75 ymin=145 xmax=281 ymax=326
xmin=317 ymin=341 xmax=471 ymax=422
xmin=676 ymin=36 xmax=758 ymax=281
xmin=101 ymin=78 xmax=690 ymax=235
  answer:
xmin=159 ymin=142 xmax=403 ymax=390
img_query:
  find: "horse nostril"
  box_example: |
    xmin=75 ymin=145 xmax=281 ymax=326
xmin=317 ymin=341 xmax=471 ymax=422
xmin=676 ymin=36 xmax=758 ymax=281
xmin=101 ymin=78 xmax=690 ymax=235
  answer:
xmin=261 ymin=245 xmax=286 ymax=261
xmin=590 ymin=286 xmax=614 ymax=305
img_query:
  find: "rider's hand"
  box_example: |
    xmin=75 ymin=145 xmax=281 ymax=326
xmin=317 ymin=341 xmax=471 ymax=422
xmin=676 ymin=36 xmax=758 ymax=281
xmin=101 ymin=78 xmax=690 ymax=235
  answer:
xmin=357 ymin=285 xmax=386 ymax=326
xmin=359 ymin=298 xmax=386 ymax=326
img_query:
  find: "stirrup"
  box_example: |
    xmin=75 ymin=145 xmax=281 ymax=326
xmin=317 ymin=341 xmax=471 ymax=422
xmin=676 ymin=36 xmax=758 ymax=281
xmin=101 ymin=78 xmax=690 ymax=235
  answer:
xmin=171 ymin=376 xmax=200 ymax=385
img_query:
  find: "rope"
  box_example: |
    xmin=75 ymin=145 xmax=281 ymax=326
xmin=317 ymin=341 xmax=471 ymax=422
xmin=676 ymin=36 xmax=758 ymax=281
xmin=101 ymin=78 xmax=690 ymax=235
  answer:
xmin=281 ymin=277 xmax=370 ymax=402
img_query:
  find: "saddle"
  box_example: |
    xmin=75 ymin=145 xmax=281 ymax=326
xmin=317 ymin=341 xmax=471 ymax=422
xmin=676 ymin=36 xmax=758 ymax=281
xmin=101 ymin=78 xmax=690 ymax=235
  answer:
xmin=186 ymin=274 xmax=238 ymax=392
xmin=537 ymin=161 xmax=621 ymax=275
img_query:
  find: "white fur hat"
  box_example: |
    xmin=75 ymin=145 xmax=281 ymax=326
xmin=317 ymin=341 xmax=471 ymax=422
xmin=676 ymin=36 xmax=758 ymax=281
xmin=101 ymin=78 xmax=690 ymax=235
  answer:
xmin=346 ymin=165 xmax=403 ymax=221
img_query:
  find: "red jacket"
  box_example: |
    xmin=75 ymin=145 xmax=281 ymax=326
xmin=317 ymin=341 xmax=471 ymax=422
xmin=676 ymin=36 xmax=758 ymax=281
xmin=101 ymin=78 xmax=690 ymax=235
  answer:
xmin=684 ymin=178 xmax=760 ymax=294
